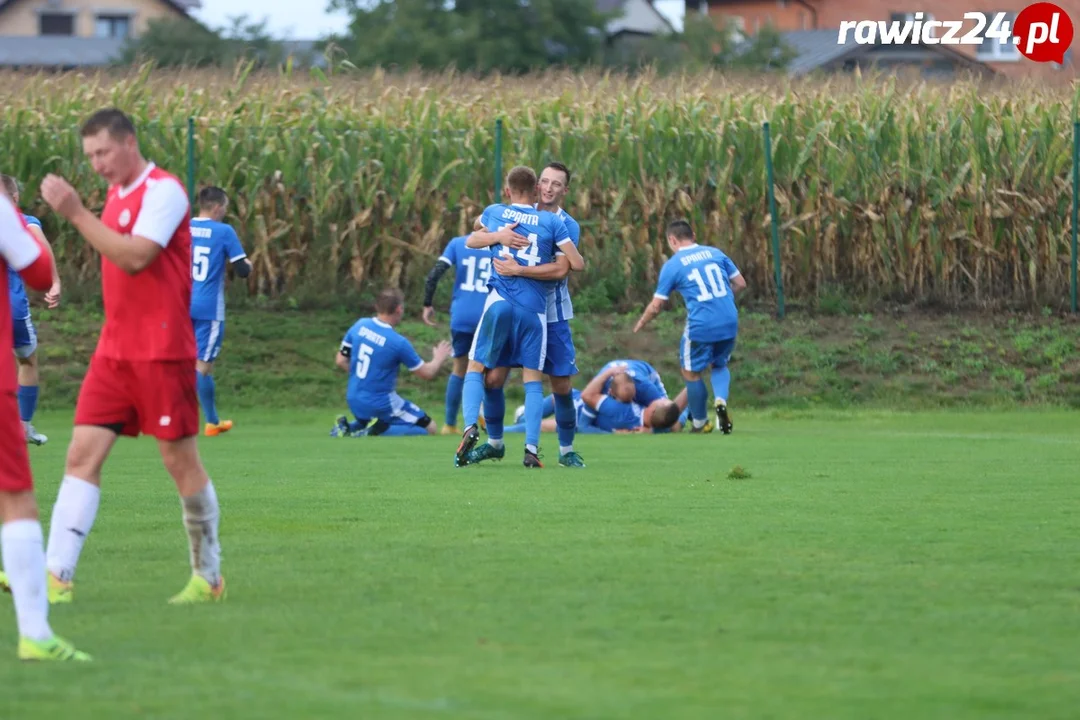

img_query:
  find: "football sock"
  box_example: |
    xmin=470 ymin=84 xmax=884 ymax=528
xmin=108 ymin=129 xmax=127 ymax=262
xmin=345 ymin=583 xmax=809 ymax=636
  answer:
xmin=45 ymin=475 xmax=100 ymax=583
xmin=17 ymin=385 xmax=38 ymax=423
xmin=462 ymin=372 xmax=485 ymax=427
xmin=711 ymin=367 xmax=731 ymax=406
xmin=524 ymin=381 xmax=544 ymax=451
xmin=679 ymin=407 xmax=691 ymax=426
xmin=196 ymin=372 xmax=219 ymax=425
xmin=181 ymin=481 xmax=221 ymax=588
xmin=499 ymin=425 xmax=523 ymax=434
xmin=553 ymin=392 xmax=576 ymax=453
xmin=687 ymin=379 xmax=709 ymax=428
xmin=542 ymin=394 xmax=556 ymax=418
xmin=380 ymin=424 xmax=430 ymax=436
xmin=2 ymin=520 xmax=52 ymax=641
xmin=483 ymin=386 xmax=505 ymax=441
xmin=444 ymin=374 xmax=465 ymax=427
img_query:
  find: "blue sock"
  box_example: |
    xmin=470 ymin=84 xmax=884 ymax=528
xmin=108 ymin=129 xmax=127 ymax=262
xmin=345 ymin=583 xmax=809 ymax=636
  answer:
xmin=483 ymin=386 xmax=505 ymax=441
xmin=687 ymin=379 xmax=708 ymax=426
xmin=524 ymin=381 xmax=544 ymax=452
xmin=462 ymin=372 xmax=485 ymax=427
xmin=542 ymin=394 xmax=556 ymax=418
xmin=553 ymin=392 xmax=576 ymax=452
xmin=444 ymin=374 xmax=465 ymax=427
xmin=679 ymin=407 xmax=691 ymax=425
xmin=711 ymin=367 xmax=731 ymax=404
xmin=504 ymin=423 xmax=526 ymax=433
xmin=380 ymin=424 xmax=430 ymax=436
xmin=196 ymin=372 xmax=219 ymax=425
xmin=17 ymin=385 xmax=38 ymax=423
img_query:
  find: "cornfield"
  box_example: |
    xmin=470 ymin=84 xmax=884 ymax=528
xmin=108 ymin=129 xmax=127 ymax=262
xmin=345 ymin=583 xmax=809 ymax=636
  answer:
xmin=2 ymin=63 xmax=1078 ymax=310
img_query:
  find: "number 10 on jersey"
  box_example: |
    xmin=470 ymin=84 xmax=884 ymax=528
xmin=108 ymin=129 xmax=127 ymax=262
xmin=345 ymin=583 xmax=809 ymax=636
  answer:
xmin=688 ymin=263 xmax=728 ymax=301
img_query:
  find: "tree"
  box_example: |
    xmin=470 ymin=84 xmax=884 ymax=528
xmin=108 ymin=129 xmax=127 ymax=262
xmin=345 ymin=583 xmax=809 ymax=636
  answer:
xmin=121 ymin=15 xmax=286 ymax=69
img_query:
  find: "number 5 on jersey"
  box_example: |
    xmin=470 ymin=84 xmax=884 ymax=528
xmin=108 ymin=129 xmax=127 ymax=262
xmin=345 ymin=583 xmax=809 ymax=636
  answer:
xmin=354 ymin=344 xmax=374 ymax=379
xmin=192 ymin=245 xmax=211 ymax=282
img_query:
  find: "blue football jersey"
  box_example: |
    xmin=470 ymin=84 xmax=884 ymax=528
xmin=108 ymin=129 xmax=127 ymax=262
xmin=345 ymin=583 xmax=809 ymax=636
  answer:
xmin=654 ymin=244 xmax=740 ymax=342
xmin=340 ymin=317 xmax=424 ymax=399
xmin=599 ymin=359 xmax=666 ymax=407
xmin=190 ymin=218 xmax=247 ymax=321
xmin=580 ymin=395 xmax=645 ymax=432
xmin=480 ymin=203 xmax=572 ymax=315
xmin=7 ymin=214 xmax=40 ymax=321
xmin=543 ymin=207 xmax=580 ymax=323
xmin=438 ymin=235 xmax=492 ymax=333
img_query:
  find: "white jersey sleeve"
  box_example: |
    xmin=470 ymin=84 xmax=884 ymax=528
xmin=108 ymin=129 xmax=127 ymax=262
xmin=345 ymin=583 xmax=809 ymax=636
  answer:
xmin=131 ymin=178 xmax=190 ymax=247
xmin=0 ymin=196 xmax=41 ymax=271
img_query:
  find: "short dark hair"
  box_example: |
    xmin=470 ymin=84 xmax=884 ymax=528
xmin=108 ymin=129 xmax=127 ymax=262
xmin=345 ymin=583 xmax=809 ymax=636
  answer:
xmin=666 ymin=219 xmax=694 ymax=242
xmin=543 ymin=161 xmax=571 ymax=186
xmin=198 ymin=186 xmax=228 ymax=210
xmin=506 ymin=166 xmax=537 ymax=195
xmin=375 ymin=288 xmax=405 ymax=315
xmin=0 ymin=174 xmax=17 ymax=198
xmin=80 ymin=108 xmax=137 ymax=140
xmin=651 ymin=400 xmax=681 ymax=430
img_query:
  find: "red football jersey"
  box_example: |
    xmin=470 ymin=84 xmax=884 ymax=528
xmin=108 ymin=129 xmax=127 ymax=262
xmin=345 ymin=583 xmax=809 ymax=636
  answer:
xmin=96 ymin=163 xmax=196 ymax=361
xmin=0 ymin=196 xmax=47 ymax=393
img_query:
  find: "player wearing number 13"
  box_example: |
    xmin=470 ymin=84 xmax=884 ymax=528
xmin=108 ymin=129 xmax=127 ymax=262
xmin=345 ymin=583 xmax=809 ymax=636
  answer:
xmin=634 ymin=220 xmax=747 ymax=434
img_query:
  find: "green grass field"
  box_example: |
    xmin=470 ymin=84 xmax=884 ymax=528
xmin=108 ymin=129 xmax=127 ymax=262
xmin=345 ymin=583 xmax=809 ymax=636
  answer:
xmin=2 ymin=408 xmax=1077 ymax=719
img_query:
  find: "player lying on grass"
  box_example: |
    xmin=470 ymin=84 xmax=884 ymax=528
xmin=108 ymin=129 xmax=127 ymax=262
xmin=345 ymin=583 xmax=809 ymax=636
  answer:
xmin=332 ymin=288 xmax=452 ymax=437
xmin=1 ymin=175 xmax=61 ymax=447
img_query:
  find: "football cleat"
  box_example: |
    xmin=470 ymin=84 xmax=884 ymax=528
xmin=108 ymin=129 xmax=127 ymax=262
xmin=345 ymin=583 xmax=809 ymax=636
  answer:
xmin=467 ymin=442 xmax=505 ymax=464
xmin=17 ymin=636 xmax=91 ymax=662
xmin=689 ymin=421 xmax=714 ymax=434
xmin=455 ymin=424 xmax=480 ymax=467
xmin=168 ymin=574 xmax=226 ymax=605
xmin=330 ymin=415 xmax=351 ymax=438
xmin=523 ymin=450 xmax=544 ymax=469
xmin=24 ymin=423 xmax=47 ymax=446
xmin=715 ymin=401 xmax=733 ymax=435
xmin=48 ymin=573 xmax=73 ymax=604
xmin=204 ymin=420 xmax=233 ymax=437
xmin=558 ymin=451 xmax=586 ymax=468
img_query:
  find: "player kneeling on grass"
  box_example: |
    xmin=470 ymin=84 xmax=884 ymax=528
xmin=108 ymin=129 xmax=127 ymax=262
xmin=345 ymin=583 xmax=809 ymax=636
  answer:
xmin=332 ymin=288 xmax=452 ymax=437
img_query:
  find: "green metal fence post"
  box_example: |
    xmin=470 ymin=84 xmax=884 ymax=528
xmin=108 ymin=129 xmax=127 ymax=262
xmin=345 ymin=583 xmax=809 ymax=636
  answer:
xmin=763 ymin=121 xmax=785 ymax=319
xmin=494 ymin=118 xmax=503 ymax=201
xmin=1072 ymin=121 xmax=1078 ymax=313
xmin=186 ymin=117 xmax=196 ymax=205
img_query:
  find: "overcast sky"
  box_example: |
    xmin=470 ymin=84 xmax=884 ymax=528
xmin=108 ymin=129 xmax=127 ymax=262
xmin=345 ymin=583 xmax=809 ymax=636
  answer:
xmin=192 ymin=0 xmax=685 ymax=39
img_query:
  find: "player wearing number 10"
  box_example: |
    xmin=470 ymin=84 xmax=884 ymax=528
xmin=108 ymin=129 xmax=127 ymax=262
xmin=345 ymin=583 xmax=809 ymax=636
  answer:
xmin=634 ymin=220 xmax=746 ymax=434
xmin=190 ymin=187 xmax=251 ymax=437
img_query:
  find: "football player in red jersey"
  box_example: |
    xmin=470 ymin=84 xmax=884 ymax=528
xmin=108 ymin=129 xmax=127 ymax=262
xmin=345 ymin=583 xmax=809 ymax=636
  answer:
xmin=38 ymin=108 xmax=225 ymax=605
xmin=0 ymin=194 xmax=90 ymax=661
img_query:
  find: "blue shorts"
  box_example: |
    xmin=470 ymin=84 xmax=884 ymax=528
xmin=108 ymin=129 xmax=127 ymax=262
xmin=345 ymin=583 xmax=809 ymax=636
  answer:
xmin=451 ymin=330 xmax=476 ymax=359
xmin=680 ymin=334 xmax=736 ymax=373
xmin=193 ymin=319 xmax=225 ymax=363
xmin=348 ymin=392 xmax=430 ymax=427
xmin=469 ymin=291 xmax=546 ymax=371
xmin=542 ymin=320 xmax=578 ymax=377
xmin=12 ymin=316 xmax=36 ymax=359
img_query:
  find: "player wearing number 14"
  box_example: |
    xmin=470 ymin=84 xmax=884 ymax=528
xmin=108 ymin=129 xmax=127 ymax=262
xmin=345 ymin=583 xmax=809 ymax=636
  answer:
xmin=634 ymin=220 xmax=746 ymax=434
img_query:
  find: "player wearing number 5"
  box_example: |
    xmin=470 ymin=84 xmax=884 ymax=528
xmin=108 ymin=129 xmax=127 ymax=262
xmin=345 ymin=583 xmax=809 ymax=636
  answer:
xmin=190 ymin=187 xmax=251 ymax=437
xmin=634 ymin=220 xmax=746 ymax=434
xmin=421 ymin=216 xmax=492 ymax=435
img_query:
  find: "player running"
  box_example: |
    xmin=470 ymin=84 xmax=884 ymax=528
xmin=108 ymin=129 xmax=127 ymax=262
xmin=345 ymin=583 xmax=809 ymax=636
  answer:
xmin=190 ymin=186 xmax=252 ymax=437
xmin=0 ymin=193 xmax=90 ymax=661
xmin=421 ymin=216 xmax=491 ymax=435
xmin=454 ymin=165 xmax=581 ymax=469
xmin=633 ymin=219 xmax=746 ymax=434
xmin=462 ymin=162 xmax=587 ymax=468
xmin=36 ymin=108 xmax=225 ymax=605
xmin=1 ymin=175 xmax=61 ymax=446
xmin=332 ymin=289 xmax=452 ymax=437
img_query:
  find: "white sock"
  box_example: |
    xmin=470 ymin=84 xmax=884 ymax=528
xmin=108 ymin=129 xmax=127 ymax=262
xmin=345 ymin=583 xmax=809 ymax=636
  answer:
xmin=489 ymin=438 xmax=504 ymax=450
xmin=716 ymin=397 xmax=727 ymax=406
xmin=2 ymin=520 xmax=53 ymax=641
xmin=526 ymin=444 xmax=538 ymax=455
xmin=181 ymin=481 xmax=221 ymax=587
xmin=693 ymin=418 xmax=706 ymax=429
xmin=559 ymin=445 xmax=573 ymax=456
xmin=45 ymin=475 xmax=101 ymax=583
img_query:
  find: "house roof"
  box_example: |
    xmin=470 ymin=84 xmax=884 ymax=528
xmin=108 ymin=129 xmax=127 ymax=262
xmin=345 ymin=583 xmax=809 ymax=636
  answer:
xmin=597 ymin=0 xmax=675 ymax=36
xmin=0 ymin=36 xmax=124 ymax=66
xmin=780 ymin=28 xmax=994 ymax=76
xmin=0 ymin=0 xmax=199 ymax=13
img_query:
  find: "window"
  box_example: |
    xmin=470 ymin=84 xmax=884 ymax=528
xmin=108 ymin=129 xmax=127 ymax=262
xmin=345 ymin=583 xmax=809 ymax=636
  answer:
xmin=39 ymin=13 xmax=74 ymax=36
xmin=890 ymin=12 xmax=936 ymax=39
xmin=975 ymin=11 xmax=1019 ymax=60
xmin=94 ymin=15 xmax=132 ymax=39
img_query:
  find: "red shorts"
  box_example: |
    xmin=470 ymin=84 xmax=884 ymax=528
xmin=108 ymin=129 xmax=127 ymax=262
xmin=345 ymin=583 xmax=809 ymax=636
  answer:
xmin=0 ymin=392 xmax=33 ymax=492
xmin=74 ymin=356 xmax=199 ymax=441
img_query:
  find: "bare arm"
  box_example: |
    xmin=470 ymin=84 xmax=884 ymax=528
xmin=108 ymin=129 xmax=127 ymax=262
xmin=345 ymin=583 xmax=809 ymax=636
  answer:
xmin=633 ymin=297 xmax=666 ymax=333
xmin=411 ymin=340 xmax=453 ymax=381
xmin=581 ymin=365 xmax=622 ymax=410
xmin=335 ymin=352 xmax=349 ymax=372
xmin=27 ymin=224 xmax=61 ymax=307
xmin=466 ymin=223 xmax=529 ymax=250
xmin=731 ymin=273 xmax=747 ymax=294
xmin=558 ymin=240 xmax=585 ymax=272
xmin=492 ymin=254 xmax=571 ymax=281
